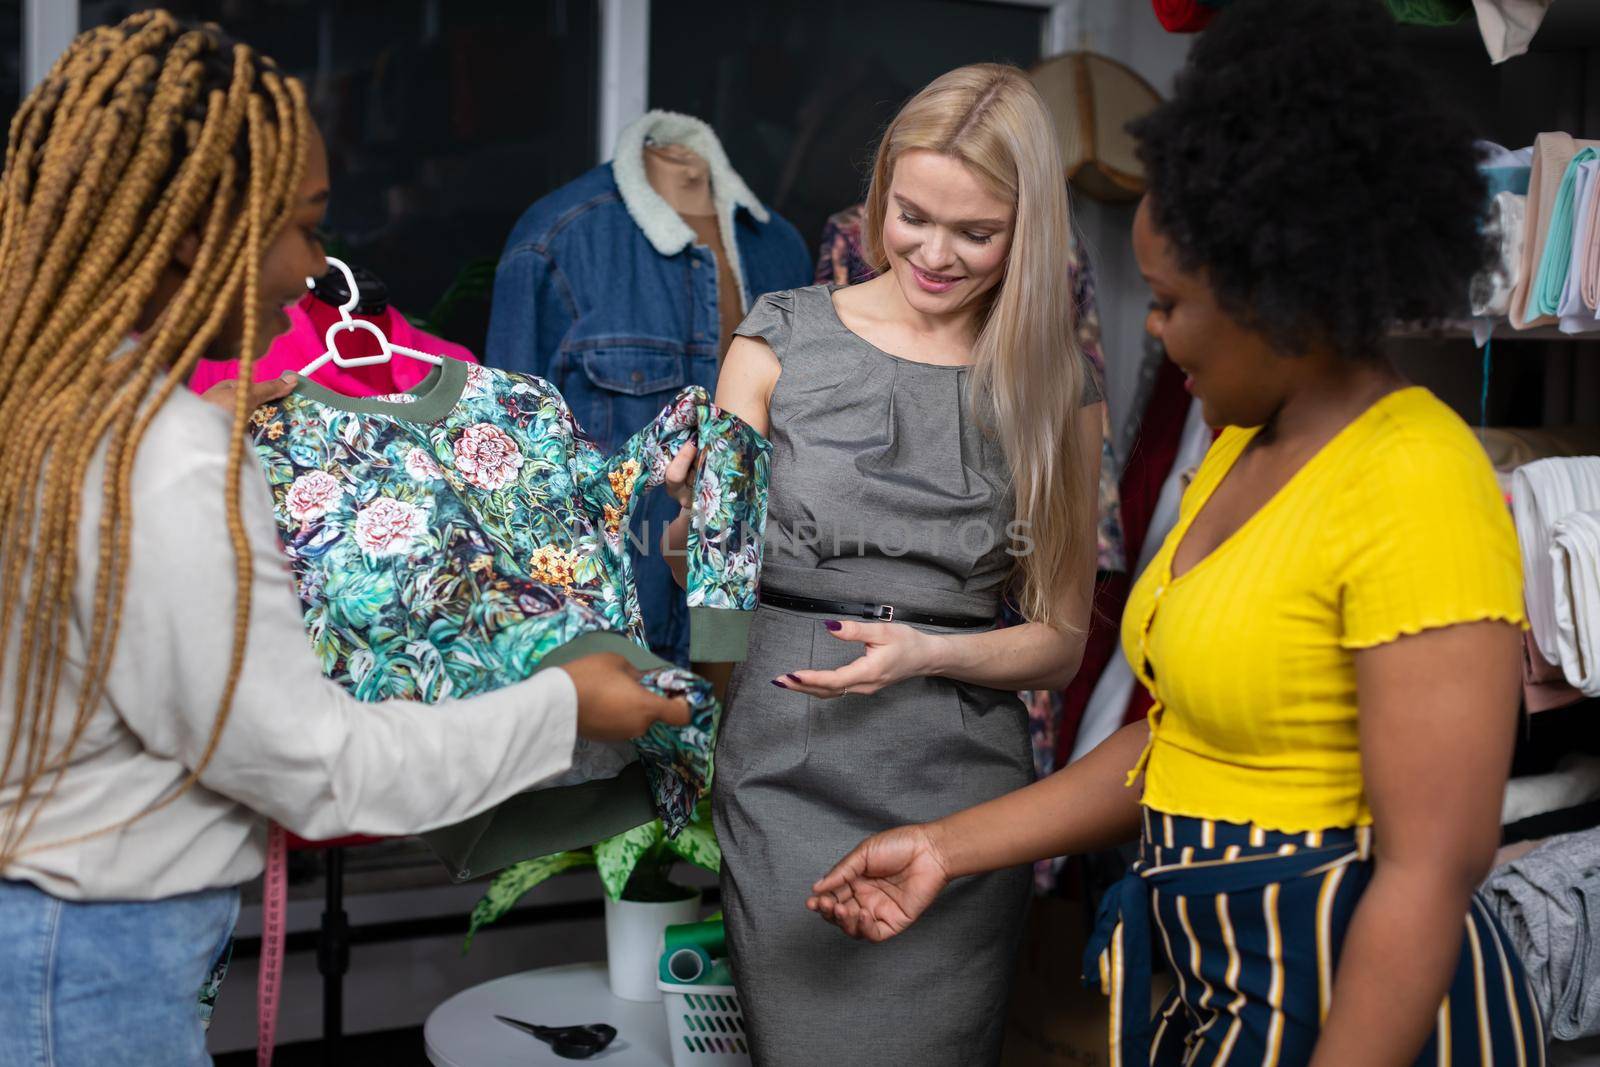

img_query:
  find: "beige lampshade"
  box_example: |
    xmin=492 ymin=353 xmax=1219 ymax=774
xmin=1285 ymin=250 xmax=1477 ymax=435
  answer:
xmin=1029 ymin=51 xmax=1163 ymax=203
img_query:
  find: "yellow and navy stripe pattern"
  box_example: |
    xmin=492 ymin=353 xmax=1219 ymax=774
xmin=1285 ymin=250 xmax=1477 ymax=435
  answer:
xmin=1084 ymin=809 xmax=1545 ymax=1067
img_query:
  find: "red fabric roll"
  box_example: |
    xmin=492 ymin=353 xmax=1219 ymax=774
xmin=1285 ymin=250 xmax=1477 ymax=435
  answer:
xmin=1153 ymin=0 xmax=1218 ymax=32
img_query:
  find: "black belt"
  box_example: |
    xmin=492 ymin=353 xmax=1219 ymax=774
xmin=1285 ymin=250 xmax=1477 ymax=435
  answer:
xmin=758 ymin=590 xmax=992 ymax=629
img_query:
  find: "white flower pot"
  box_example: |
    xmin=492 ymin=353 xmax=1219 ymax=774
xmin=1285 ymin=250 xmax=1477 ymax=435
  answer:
xmin=604 ymin=890 xmax=702 ymax=1002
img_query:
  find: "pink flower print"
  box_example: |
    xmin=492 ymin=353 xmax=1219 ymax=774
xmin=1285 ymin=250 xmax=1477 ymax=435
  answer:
xmin=285 ymin=470 xmax=344 ymax=522
xmin=405 ymin=448 xmax=443 ymax=482
xmin=453 ymin=422 xmax=524 ymax=491
xmin=463 ymin=362 xmax=493 ymax=398
xmin=353 ymin=497 xmax=427 ymax=558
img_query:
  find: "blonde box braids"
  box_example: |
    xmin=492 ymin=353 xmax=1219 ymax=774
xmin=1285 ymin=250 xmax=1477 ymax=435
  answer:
xmin=0 ymin=11 xmax=310 ymax=864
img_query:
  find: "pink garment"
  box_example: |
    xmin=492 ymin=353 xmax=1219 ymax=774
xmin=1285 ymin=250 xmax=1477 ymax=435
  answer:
xmin=186 ymin=293 xmax=476 ymax=397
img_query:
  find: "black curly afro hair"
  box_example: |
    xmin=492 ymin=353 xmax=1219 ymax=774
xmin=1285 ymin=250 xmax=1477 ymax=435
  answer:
xmin=1128 ymin=0 xmax=1492 ymax=361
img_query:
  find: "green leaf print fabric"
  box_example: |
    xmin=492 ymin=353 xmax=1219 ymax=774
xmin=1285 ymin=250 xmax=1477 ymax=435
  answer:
xmin=248 ymin=359 xmax=768 ymax=836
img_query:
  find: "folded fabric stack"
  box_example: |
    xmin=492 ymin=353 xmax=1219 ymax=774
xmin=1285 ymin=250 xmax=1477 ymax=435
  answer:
xmin=1498 ymin=132 xmax=1600 ymax=333
xmin=1551 ymin=510 xmax=1600 ymax=695
xmin=1484 ymin=824 xmax=1600 ymax=1040
xmin=1503 ymin=754 xmax=1600 ymax=825
xmin=1511 ymin=457 xmax=1600 ymax=697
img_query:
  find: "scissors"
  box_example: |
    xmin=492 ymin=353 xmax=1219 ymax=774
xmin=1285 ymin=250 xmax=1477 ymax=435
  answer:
xmin=494 ymin=1015 xmax=619 ymax=1059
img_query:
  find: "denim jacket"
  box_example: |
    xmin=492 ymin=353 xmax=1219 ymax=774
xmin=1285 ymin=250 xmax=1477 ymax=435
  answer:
xmin=487 ymin=111 xmax=810 ymax=663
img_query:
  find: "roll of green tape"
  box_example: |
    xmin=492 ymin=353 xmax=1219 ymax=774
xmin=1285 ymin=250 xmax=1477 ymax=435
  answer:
xmin=659 ymin=919 xmax=727 ymax=984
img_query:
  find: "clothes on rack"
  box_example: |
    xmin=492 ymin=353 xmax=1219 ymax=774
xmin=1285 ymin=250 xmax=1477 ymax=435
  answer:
xmin=486 ymin=110 xmax=810 ymax=667
xmin=1550 ymin=509 xmax=1600 ymax=695
xmin=186 ymin=292 xmax=478 ymax=397
xmin=248 ymin=360 xmax=769 ymax=835
xmin=1511 ymin=456 xmax=1600 ymax=666
xmin=1504 ymin=754 xmax=1600 ymax=825
xmin=1485 ymin=824 xmax=1600 ymax=1040
xmin=1069 ymin=397 xmax=1213 ymax=766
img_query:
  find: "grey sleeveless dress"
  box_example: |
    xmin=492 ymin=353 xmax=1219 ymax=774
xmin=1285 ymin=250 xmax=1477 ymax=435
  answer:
xmin=712 ymin=284 xmax=1100 ymax=1065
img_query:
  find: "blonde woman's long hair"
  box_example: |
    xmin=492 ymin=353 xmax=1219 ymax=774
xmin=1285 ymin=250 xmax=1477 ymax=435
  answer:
xmin=863 ymin=63 xmax=1091 ymax=629
xmin=0 ymin=11 xmax=310 ymax=863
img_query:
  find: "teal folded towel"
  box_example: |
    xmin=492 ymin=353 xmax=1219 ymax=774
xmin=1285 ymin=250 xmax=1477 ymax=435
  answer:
xmin=1531 ymin=147 xmax=1600 ymax=322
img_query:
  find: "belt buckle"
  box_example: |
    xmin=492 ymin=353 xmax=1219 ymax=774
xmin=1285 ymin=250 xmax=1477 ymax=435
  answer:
xmin=874 ymin=603 xmax=895 ymax=622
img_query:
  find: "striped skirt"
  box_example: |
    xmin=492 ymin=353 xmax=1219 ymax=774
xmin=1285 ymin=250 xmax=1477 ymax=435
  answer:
xmin=1084 ymin=809 xmax=1545 ymax=1067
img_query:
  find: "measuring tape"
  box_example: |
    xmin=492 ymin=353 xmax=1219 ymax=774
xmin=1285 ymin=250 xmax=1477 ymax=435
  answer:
xmin=256 ymin=822 xmax=288 ymax=1066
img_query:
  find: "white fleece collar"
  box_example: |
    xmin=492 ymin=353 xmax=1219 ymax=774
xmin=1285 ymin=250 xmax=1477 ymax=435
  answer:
xmin=611 ymin=110 xmax=770 ymax=309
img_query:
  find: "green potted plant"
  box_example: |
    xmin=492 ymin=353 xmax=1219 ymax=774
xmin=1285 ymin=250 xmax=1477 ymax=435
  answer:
xmin=464 ymin=797 xmax=720 ymax=1001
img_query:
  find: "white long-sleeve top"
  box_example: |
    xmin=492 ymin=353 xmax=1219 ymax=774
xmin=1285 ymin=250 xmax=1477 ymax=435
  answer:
xmin=0 ymin=385 xmax=578 ymax=900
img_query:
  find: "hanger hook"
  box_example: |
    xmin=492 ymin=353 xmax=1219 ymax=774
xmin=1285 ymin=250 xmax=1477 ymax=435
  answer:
xmin=307 ymin=255 xmax=361 ymax=318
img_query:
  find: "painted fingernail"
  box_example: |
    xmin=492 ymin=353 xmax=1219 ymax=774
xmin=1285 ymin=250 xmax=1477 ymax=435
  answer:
xmin=786 ymin=674 xmax=803 ymax=684
xmin=823 ymin=620 xmax=842 ymax=632
xmin=771 ymin=679 xmax=788 ymax=689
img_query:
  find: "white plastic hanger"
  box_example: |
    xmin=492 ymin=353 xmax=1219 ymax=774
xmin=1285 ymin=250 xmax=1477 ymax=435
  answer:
xmin=297 ymin=256 xmax=444 ymax=378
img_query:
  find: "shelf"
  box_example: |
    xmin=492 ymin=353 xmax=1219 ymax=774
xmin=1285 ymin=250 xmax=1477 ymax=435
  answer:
xmin=1389 ymin=320 xmax=1600 ymax=342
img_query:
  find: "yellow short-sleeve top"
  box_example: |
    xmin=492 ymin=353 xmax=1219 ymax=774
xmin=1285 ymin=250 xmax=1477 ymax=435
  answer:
xmin=1120 ymin=387 xmax=1526 ymax=832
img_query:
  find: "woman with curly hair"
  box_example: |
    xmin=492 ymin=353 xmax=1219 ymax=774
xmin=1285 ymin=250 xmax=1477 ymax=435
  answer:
xmin=809 ymin=3 xmax=1544 ymax=1065
xmin=0 ymin=14 xmax=689 ymax=1063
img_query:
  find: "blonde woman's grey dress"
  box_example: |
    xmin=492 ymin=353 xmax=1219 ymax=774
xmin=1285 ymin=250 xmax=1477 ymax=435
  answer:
xmin=713 ymin=285 xmax=1100 ymax=1066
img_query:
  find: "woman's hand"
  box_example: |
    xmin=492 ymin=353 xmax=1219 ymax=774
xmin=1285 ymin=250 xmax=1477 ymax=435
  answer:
xmin=664 ymin=443 xmax=696 ymax=510
xmin=561 ymin=652 xmax=691 ymax=742
xmin=807 ymin=823 xmax=953 ymax=942
xmin=774 ymin=618 xmax=946 ymax=698
xmin=200 ymin=371 xmax=298 ymax=412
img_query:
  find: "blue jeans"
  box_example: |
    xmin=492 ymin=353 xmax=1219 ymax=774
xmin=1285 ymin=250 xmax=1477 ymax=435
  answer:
xmin=0 ymin=879 xmax=239 ymax=1067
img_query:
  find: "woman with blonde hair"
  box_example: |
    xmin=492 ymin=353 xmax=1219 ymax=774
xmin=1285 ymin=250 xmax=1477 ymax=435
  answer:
xmin=663 ymin=63 xmax=1103 ymax=1062
xmin=0 ymin=15 xmax=689 ymax=1062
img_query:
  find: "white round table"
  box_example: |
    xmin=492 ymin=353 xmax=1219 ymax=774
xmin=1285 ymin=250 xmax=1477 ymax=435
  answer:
xmin=425 ymin=961 xmax=673 ymax=1066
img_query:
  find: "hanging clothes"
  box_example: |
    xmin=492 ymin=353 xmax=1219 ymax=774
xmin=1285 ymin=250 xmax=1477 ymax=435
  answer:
xmin=248 ymin=360 xmax=770 ymax=835
xmin=187 ymin=292 xmax=477 ymax=397
xmin=1069 ymin=395 xmax=1214 ymax=766
xmin=1058 ymin=356 xmax=1195 ymax=768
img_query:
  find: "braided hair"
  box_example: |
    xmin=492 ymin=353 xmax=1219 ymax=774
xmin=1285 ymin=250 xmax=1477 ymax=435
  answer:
xmin=0 ymin=10 xmax=310 ymax=862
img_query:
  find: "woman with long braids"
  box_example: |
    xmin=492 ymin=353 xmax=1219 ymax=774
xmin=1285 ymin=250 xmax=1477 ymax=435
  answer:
xmin=0 ymin=15 xmax=690 ymax=1063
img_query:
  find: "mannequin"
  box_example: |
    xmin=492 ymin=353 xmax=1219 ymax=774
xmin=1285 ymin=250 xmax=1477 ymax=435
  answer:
xmin=645 ymin=142 xmax=744 ymax=358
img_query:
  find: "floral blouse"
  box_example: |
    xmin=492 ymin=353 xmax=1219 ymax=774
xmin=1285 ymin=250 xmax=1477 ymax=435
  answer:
xmin=248 ymin=359 xmax=769 ymax=833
